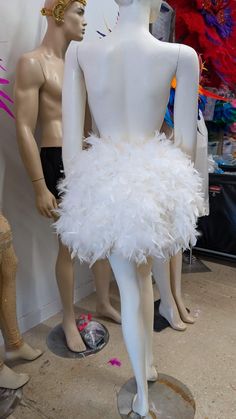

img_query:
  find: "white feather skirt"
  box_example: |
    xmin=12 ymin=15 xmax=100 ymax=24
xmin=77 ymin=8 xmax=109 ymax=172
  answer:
xmin=55 ymin=133 xmax=204 ymax=265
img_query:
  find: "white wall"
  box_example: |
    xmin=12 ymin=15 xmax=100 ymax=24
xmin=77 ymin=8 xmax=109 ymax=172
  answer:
xmin=0 ymin=0 xmax=117 ymax=336
xmin=85 ymin=0 xmax=118 ymax=40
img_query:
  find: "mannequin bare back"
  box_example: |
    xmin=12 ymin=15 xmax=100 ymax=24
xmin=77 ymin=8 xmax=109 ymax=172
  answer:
xmin=80 ymin=37 xmax=180 ymax=140
xmin=64 ymin=3 xmax=199 ymax=168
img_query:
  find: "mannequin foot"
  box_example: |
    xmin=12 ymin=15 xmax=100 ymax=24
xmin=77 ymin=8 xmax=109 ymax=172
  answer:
xmin=132 ymin=393 xmax=150 ymax=417
xmin=147 ymin=365 xmax=158 ymax=382
xmin=174 ymin=296 xmax=195 ymax=324
xmin=128 ymin=410 xmax=156 ymax=419
xmin=5 ymin=342 xmax=43 ymax=362
xmin=0 ymin=364 xmax=29 ymax=390
xmin=62 ymin=319 xmax=86 ymax=352
xmin=96 ymin=302 xmax=121 ymax=324
xmin=159 ymin=301 xmax=187 ymax=331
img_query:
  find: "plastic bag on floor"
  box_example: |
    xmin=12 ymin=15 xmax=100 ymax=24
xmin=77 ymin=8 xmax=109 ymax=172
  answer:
xmin=79 ymin=321 xmax=107 ymax=350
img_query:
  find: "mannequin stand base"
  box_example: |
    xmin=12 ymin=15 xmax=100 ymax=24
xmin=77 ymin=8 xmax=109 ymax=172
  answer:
xmin=46 ymin=321 xmax=109 ymax=359
xmin=117 ymin=374 xmax=195 ymax=419
xmin=153 ymin=300 xmax=190 ymax=332
xmin=0 ymin=388 xmax=23 ymax=419
xmin=182 ymin=253 xmax=211 ymax=274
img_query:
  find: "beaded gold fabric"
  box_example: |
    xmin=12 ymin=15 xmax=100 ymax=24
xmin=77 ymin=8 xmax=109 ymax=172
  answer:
xmin=0 ymin=214 xmax=23 ymax=350
xmin=0 ymin=215 xmax=12 ymax=253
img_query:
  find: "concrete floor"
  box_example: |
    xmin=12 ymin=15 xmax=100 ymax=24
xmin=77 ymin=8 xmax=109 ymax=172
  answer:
xmin=2 ymin=258 xmax=236 ymax=419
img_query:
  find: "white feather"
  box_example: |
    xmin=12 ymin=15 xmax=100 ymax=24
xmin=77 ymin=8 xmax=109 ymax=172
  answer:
xmin=55 ymin=133 xmax=204 ymax=266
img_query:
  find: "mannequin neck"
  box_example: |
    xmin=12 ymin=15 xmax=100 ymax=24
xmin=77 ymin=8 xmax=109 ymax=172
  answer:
xmin=116 ymin=2 xmax=151 ymax=33
xmin=41 ymin=23 xmax=70 ymax=59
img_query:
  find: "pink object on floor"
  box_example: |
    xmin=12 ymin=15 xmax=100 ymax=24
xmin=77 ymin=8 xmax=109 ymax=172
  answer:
xmin=108 ymin=358 xmax=122 ymax=367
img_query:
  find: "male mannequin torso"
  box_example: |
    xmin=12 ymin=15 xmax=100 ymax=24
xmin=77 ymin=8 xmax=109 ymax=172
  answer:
xmin=15 ymin=0 xmax=120 ymax=354
xmin=14 ymin=0 xmax=87 ymax=352
xmin=33 ymin=51 xmax=64 ymax=148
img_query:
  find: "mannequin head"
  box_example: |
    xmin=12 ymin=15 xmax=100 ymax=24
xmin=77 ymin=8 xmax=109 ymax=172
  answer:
xmin=115 ymin=0 xmax=162 ymax=24
xmin=42 ymin=0 xmax=87 ymax=41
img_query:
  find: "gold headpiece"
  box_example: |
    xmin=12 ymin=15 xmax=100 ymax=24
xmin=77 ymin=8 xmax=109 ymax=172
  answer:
xmin=41 ymin=0 xmax=87 ymax=24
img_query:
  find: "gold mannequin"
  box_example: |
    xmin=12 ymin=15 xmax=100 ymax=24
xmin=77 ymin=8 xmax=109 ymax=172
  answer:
xmin=15 ymin=0 xmax=120 ymax=354
xmin=0 ymin=214 xmax=42 ymax=389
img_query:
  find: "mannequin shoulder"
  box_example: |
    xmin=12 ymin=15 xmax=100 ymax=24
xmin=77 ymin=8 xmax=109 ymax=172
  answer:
xmin=16 ymin=50 xmax=45 ymax=88
xmin=176 ymin=44 xmax=199 ymax=72
xmin=148 ymin=39 xmax=180 ymax=70
xmin=65 ymin=41 xmax=87 ymax=69
xmin=76 ymin=39 xmax=103 ymax=66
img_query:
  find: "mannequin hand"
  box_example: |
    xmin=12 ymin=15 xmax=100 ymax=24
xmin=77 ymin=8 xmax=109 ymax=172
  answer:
xmin=35 ymin=188 xmax=58 ymax=218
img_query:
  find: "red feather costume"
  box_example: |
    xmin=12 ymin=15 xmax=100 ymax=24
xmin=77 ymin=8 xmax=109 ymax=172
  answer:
xmin=168 ymin=0 xmax=236 ymax=90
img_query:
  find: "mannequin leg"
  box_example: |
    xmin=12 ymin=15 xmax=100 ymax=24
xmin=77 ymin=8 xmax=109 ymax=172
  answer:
xmin=0 ymin=245 xmax=42 ymax=361
xmin=152 ymin=258 xmax=187 ymax=331
xmin=56 ymin=239 xmax=86 ymax=352
xmin=170 ymin=252 xmax=194 ymax=324
xmin=108 ymin=254 xmax=149 ymax=417
xmin=137 ymin=258 xmax=157 ymax=382
xmin=92 ymin=259 xmax=121 ymax=324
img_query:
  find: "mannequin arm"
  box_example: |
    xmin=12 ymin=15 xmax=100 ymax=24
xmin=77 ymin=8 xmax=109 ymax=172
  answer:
xmin=62 ymin=43 xmax=86 ymax=176
xmin=84 ymin=101 xmax=92 ymax=138
xmin=14 ymin=56 xmax=45 ymax=183
xmin=174 ymin=45 xmax=199 ymax=162
xmin=14 ymin=57 xmax=58 ymax=218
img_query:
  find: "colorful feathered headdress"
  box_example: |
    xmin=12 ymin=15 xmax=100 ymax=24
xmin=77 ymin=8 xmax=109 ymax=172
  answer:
xmin=168 ymin=0 xmax=236 ymax=90
xmin=0 ymin=60 xmax=14 ymax=119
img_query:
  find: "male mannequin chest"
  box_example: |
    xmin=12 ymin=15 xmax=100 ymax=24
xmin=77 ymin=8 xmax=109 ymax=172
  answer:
xmin=38 ymin=54 xmax=64 ymax=120
xmin=37 ymin=54 xmax=64 ymax=146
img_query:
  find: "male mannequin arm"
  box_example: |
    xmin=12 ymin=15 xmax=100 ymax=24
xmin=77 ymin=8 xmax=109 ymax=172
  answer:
xmin=174 ymin=45 xmax=199 ymax=162
xmin=62 ymin=43 xmax=86 ymax=176
xmin=14 ymin=56 xmax=57 ymax=218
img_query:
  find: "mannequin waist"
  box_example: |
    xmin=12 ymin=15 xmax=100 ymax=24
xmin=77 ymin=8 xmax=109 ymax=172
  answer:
xmin=39 ymin=119 xmax=62 ymax=147
xmin=88 ymin=131 xmax=166 ymax=146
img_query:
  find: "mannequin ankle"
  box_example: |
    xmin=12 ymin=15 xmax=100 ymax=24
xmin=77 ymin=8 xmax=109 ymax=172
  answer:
xmin=5 ymin=338 xmax=24 ymax=352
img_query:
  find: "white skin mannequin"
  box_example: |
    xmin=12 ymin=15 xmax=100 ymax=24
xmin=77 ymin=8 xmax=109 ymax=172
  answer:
xmin=15 ymin=0 xmax=120 ymax=354
xmin=62 ymin=0 xmax=199 ymax=416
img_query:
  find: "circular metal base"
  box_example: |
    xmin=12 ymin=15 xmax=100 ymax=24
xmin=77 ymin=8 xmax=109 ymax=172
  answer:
xmin=117 ymin=374 xmax=196 ymax=419
xmin=0 ymin=388 xmax=23 ymax=419
xmin=46 ymin=321 xmax=109 ymax=359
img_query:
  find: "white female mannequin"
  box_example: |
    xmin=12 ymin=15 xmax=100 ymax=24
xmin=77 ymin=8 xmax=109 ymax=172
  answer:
xmin=58 ymin=0 xmax=200 ymax=416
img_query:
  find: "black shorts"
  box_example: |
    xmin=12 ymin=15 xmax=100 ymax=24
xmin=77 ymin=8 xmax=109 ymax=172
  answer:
xmin=40 ymin=147 xmax=65 ymax=200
